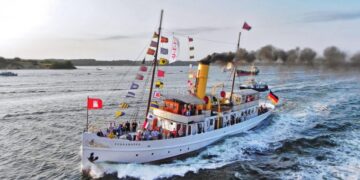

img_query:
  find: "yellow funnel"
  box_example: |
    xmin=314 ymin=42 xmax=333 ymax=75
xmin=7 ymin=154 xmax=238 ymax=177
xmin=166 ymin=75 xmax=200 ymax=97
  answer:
xmin=195 ymin=62 xmax=209 ymax=100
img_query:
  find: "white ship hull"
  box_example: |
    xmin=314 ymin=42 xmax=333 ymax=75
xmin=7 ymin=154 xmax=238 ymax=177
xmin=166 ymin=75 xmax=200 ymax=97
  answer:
xmin=81 ymin=103 xmax=274 ymax=168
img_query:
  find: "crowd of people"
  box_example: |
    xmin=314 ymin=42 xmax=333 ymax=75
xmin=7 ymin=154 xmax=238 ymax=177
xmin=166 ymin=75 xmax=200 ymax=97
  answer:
xmin=96 ymin=120 xmax=137 ymax=139
xmin=180 ymin=104 xmax=202 ymax=116
xmin=95 ymin=105 xmax=269 ymax=141
xmin=96 ymin=120 xmax=184 ymax=141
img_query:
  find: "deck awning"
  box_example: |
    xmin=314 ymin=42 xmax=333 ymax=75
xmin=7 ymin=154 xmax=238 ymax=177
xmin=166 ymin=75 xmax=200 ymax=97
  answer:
xmin=163 ymin=94 xmax=205 ymax=104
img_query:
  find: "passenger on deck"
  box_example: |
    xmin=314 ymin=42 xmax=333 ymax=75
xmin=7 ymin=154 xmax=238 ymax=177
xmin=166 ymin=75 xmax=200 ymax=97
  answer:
xmin=108 ymin=131 xmax=115 ymax=139
xmin=143 ymin=129 xmax=151 ymax=140
xmin=178 ymin=126 xmax=184 ymax=137
xmin=126 ymin=134 xmax=132 ymax=141
xmin=131 ymin=121 xmax=137 ymax=132
xmin=97 ymin=130 xmax=104 ymax=137
xmin=182 ymin=105 xmax=187 ymax=115
xmin=117 ymin=124 xmax=123 ymax=137
xmin=136 ymin=130 xmax=142 ymax=141
xmin=186 ymin=105 xmax=191 ymax=116
xmin=151 ymin=130 xmax=159 ymax=140
xmin=109 ymin=122 xmax=114 ymax=133
xmin=170 ymin=128 xmax=177 ymax=138
xmin=125 ymin=121 xmax=130 ymax=133
xmin=190 ymin=105 xmax=196 ymax=115
xmin=198 ymin=106 xmax=203 ymax=115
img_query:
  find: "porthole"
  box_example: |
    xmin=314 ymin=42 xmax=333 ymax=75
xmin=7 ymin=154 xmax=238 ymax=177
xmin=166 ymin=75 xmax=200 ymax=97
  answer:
xmin=168 ymin=151 xmax=170 ymax=153
xmin=151 ymin=153 xmax=154 ymax=155
xmin=180 ymin=149 xmax=182 ymax=152
xmin=136 ymin=154 xmax=138 ymax=157
xmin=187 ymin=147 xmax=190 ymax=150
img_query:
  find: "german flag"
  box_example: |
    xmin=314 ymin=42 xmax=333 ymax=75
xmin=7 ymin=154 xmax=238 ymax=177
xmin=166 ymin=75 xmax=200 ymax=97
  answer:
xmin=268 ymin=91 xmax=279 ymax=105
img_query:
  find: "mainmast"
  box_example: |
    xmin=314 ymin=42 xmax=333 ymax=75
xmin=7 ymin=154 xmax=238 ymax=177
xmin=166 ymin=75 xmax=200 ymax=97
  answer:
xmin=230 ymin=32 xmax=241 ymax=103
xmin=145 ymin=10 xmax=164 ymax=117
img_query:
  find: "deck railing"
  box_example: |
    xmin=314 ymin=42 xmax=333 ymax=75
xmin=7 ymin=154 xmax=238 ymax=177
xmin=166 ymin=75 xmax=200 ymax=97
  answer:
xmin=153 ymin=108 xmax=205 ymax=123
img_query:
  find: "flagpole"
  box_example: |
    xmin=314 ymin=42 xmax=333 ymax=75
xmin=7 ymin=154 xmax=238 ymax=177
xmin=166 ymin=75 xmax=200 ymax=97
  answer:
xmin=86 ymin=96 xmax=89 ymax=132
xmin=145 ymin=10 xmax=163 ymax=118
xmin=230 ymin=32 xmax=241 ymax=104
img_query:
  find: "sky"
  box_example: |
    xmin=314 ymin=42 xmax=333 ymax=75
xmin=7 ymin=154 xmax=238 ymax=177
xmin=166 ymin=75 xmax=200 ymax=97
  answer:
xmin=0 ymin=0 xmax=360 ymax=60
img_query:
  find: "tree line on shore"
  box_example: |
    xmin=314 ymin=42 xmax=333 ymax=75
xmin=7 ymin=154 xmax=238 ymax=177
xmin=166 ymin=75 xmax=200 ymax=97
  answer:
xmin=233 ymin=45 xmax=360 ymax=67
xmin=1 ymin=45 xmax=360 ymax=69
xmin=0 ymin=57 xmax=76 ymax=69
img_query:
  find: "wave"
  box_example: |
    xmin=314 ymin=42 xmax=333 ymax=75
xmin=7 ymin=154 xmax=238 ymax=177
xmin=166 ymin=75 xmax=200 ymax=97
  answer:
xmin=2 ymin=108 xmax=84 ymax=119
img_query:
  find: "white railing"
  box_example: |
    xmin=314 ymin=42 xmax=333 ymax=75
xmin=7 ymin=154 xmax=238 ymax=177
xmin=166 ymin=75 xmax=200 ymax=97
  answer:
xmin=232 ymin=100 xmax=259 ymax=111
xmin=153 ymin=108 xmax=205 ymax=124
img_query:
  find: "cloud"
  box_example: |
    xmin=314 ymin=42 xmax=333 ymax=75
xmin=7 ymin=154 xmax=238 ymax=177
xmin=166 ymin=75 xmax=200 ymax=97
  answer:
xmin=98 ymin=33 xmax=148 ymax=40
xmin=167 ymin=26 xmax=234 ymax=35
xmin=303 ymin=10 xmax=360 ymax=23
xmin=99 ymin=26 xmax=234 ymax=40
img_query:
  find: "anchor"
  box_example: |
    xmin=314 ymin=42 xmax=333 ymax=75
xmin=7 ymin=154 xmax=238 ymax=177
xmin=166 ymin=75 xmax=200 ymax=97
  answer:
xmin=88 ymin=152 xmax=98 ymax=163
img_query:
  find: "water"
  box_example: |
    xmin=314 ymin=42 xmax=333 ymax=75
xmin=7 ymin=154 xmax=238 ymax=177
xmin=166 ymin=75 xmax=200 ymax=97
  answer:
xmin=1 ymin=66 xmax=359 ymax=179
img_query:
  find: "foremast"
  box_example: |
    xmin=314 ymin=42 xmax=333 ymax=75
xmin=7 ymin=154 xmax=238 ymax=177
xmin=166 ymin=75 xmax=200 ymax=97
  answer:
xmin=229 ymin=32 xmax=241 ymax=104
xmin=145 ymin=10 xmax=164 ymax=117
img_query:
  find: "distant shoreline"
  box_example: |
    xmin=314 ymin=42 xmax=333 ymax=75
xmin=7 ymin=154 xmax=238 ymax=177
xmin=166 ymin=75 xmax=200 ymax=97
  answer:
xmin=0 ymin=58 xmax=76 ymax=69
xmin=1 ymin=58 xmax=359 ymax=70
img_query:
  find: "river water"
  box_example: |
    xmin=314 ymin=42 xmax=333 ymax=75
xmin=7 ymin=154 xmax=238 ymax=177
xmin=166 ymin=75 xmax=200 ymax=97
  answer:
xmin=0 ymin=66 xmax=359 ymax=179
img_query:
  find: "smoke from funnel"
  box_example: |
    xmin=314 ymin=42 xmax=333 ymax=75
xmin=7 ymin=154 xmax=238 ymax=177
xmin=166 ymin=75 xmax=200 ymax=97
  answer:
xmin=199 ymin=52 xmax=235 ymax=65
xmin=198 ymin=44 xmax=359 ymax=69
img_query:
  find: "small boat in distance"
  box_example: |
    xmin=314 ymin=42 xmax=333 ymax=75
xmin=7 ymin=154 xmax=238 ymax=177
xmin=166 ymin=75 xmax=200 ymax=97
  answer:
xmin=237 ymin=65 xmax=259 ymax=76
xmin=0 ymin=72 xmax=17 ymax=76
xmin=239 ymin=79 xmax=269 ymax=92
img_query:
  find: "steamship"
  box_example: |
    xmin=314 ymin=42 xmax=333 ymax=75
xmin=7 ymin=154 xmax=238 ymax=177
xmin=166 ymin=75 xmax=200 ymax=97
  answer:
xmin=81 ymin=10 xmax=274 ymax=169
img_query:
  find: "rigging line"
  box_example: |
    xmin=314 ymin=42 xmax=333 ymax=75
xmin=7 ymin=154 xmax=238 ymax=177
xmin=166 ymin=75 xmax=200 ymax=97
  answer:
xmin=162 ymin=29 xmax=236 ymax=45
xmin=131 ymin=62 xmax=153 ymax=122
xmin=103 ymin=43 xmax=148 ymax=105
xmin=98 ymin=44 xmax=149 ymax=125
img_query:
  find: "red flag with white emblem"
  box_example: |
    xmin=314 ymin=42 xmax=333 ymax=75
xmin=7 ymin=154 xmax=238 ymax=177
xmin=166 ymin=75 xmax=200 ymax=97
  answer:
xmin=87 ymin=98 xmax=103 ymax=109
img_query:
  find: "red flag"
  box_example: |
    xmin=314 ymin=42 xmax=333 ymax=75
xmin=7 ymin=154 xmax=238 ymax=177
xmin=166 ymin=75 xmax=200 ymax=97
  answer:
xmin=157 ymin=70 xmax=165 ymax=77
xmin=147 ymin=48 xmax=155 ymax=55
xmin=87 ymin=98 xmax=103 ymax=109
xmin=160 ymin=36 xmax=168 ymax=43
xmin=139 ymin=65 xmax=147 ymax=72
xmin=143 ymin=119 xmax=149 ymax=129
xmin=188 ymin=37 xmax=193 ymax=42
xmin=136 ymin=74 xmax=144 ymax=80
xmin=153 ymin=91 xmax=161 ymax=98
xmin=242 ymin=22 xmax=252 ymax=31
